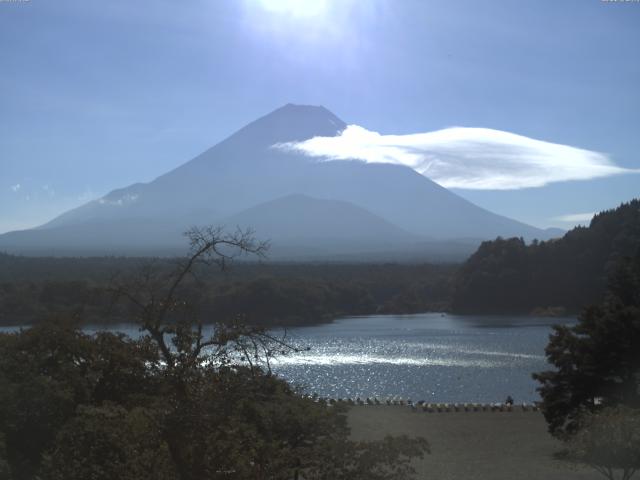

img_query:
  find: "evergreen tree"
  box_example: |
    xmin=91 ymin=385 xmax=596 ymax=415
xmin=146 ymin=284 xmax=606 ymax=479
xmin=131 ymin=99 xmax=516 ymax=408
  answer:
xmin=453 ymin=199 xmax=640 ymax=314
xmin=533 ymin=248 xmax=640 ymax=438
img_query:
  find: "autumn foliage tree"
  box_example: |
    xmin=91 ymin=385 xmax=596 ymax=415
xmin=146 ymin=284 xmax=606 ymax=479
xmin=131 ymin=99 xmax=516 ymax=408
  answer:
xmin=0 ymin=227 xmax=429 ymax=480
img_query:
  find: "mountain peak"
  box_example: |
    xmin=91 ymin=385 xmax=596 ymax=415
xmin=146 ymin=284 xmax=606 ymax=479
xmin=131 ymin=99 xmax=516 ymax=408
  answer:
xmin=278 ymin=103 xmax=333 ymax=115
xmin=224 ymin=103 xmax=346 ymax=147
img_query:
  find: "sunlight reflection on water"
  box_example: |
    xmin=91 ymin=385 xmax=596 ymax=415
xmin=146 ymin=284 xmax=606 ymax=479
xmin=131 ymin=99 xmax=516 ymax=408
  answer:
xmin=268 ymin=313 xmax=573 ymax=403
xmin=1 ymin=313 xmax=572 ymax=403
xmin=272 ymin=354 xmax=499 ymax=368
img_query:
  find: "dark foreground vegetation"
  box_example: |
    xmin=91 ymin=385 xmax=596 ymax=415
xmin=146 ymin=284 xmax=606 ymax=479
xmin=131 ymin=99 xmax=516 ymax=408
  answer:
xmin=533 ymin=246 xmax=640 ymax=479
xmin=453 ymin=199 xmax=640 ymax=314
xmin=0 ymin=323 xmax=428 ymax=480
xmin=0 ymin=227 xmax=428 ymax=480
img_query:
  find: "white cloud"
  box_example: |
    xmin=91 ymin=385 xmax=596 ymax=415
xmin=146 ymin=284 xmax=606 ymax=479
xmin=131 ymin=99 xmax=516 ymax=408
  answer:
xmin=98 ymin=193 xmax=139 ymax=206
xmin=9 ymin=183 xmax=21 ymax=192
xmin=276 ymin=125 xmax=639 ymax=190
xmin=553 ymin=212 xmax=595 ymax=223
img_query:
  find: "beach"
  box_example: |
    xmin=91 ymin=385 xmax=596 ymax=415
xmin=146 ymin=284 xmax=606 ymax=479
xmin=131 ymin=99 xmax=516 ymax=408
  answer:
xmin=348 ymin=406 xmax=601 ymax=480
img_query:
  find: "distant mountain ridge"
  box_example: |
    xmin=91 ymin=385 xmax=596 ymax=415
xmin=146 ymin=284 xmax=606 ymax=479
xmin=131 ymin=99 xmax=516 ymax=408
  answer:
xmin=224 ymin=194 xmax=415 ymax=242
xmin=0 ymin=104 xmax=561 ymax=258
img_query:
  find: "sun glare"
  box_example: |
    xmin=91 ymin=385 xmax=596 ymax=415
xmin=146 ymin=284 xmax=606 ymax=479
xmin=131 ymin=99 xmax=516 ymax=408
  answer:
xmin=256 ymin=0 xmax=330 ymax=18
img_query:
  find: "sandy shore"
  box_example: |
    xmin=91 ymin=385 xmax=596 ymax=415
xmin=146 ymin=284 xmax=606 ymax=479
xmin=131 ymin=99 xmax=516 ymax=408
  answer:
xmin=348 ymin=406 xmax=600 ymax=480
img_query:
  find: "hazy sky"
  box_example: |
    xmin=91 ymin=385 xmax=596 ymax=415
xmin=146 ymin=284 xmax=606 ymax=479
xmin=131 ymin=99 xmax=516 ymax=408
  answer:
xmin=1 ymin=0 xmax=639 ymax=233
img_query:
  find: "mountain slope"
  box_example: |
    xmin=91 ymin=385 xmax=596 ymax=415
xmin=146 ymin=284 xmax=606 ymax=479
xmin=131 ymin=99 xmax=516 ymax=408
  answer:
xmin=291 ymin=160 xmax=548 ymax=239
xmin=40 ymin=104 xmax=346 ymax=230
xmin=0 ymin=104 xmax=558 ymax=257
xmin=224 ymin=194 xmax=415 ymax=242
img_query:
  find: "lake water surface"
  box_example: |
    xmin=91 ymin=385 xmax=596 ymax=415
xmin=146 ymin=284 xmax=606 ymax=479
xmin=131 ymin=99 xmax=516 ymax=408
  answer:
xmin=268 ymin=313 xmax=573 ymax=403
xmin=3 ymin=313 xmax=573 ymax=403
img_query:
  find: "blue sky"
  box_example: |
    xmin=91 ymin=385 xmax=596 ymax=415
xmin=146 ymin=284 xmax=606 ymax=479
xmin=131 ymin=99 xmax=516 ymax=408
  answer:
xmin=1 ymin=0 xmax=639 ymax=233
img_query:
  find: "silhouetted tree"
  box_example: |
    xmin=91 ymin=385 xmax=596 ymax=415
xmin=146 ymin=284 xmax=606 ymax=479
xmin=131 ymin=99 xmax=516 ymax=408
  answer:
xmin=533 ymin=248 xmax=640 ymax=438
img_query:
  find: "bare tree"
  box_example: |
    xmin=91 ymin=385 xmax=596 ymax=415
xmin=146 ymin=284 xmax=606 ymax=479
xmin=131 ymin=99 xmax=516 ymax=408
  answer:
xmin=109 ymin=226 xmax=295 ymax=371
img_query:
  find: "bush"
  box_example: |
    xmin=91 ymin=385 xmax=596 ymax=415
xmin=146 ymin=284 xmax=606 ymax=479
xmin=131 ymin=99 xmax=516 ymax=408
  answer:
xmin=568 ymin=406 xmax=640 ymax=480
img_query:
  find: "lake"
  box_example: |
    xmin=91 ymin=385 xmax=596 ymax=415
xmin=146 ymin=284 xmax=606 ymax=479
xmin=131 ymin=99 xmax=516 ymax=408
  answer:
xmin=2 ymin=313 xmax=573 ymax=403
xmin=268 ymin=313 xmax=572 ymax=403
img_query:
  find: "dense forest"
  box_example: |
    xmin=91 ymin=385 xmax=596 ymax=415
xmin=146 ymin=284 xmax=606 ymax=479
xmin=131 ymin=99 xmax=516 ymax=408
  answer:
xmin=3 ymin=199 xmax=638 ymax=326
xmin=452 ymin=199 xmax=640 ymax=314
xmin=0 ymin=256 xmax=454 ymax=327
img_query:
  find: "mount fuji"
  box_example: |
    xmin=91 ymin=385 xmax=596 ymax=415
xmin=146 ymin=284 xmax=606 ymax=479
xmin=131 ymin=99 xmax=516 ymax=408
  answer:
xmin=0 ymin=104 xmax=560 ymax=259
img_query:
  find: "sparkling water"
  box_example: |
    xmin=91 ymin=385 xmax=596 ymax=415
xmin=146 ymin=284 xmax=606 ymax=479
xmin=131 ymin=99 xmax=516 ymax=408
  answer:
xmin=269 ymin=313 xmax=572 ymax=403
xmin=2 ymin=313 xmax=572 ymax=403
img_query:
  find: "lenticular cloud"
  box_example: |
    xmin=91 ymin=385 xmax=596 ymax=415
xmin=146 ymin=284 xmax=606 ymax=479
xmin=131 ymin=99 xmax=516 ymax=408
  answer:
xmin=277 ymin=125 xmax=637 ymax=190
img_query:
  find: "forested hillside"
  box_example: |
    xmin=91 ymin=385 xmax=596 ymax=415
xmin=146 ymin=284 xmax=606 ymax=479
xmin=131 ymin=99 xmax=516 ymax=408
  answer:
xmin=451 ymin=199 xmax=640 ymax=314
xmin=0 ymin=257 xmax=454 ymax=327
